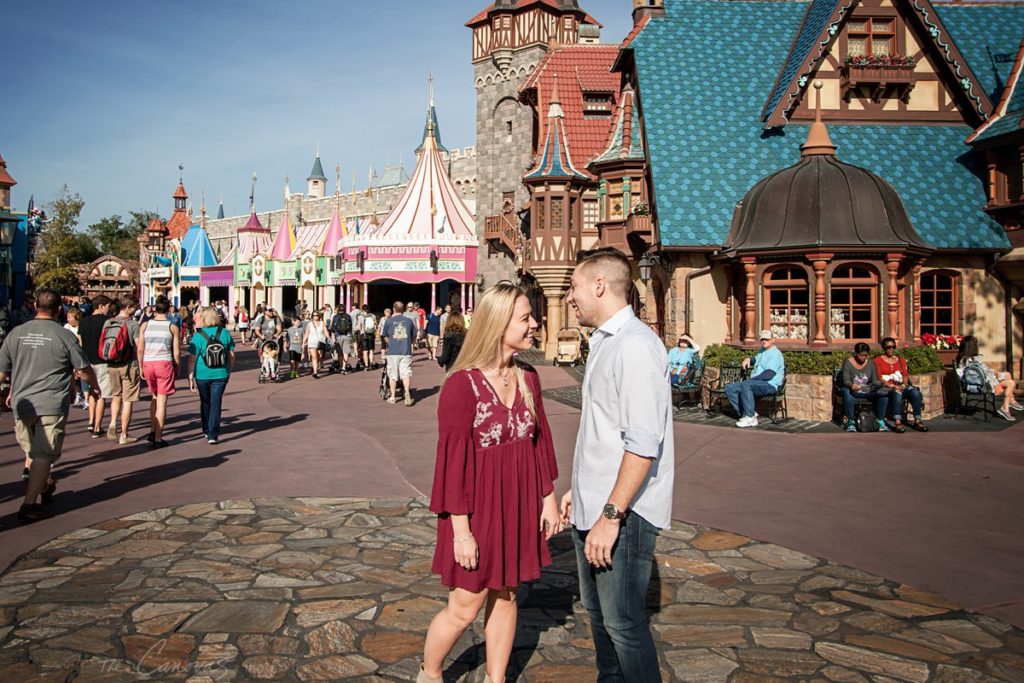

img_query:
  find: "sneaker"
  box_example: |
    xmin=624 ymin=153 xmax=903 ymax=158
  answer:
xmin=1010 ymin=402 xmax=1024 ymax=412
xmin=119 ymin=434 xmax=139 ymax=445
xmin=404 ymin=394 xmax=414 ymax=407
xmin=106 ymin=424 xmax=118 ymax=441
xmin=735 ymin=416 xmax=755 ymax=428
xmin=208 ymin=437 xmax=219 ymax=445
xmin=846 ymin=422 xmax=857 ymax=432
xmin=17 ymin=503 xmax=54 ymax=522
xmin=90 ymin=429 xmax=103 ymax=439
xmin=387 ymin=396 xmax=398 ymax=404
xmin=149 ymin=439 xmax=170 ymax=449
xmin=21 ymin=467 xmax=30 ymax=481
xmin=876 ymin=419 xmax=890 ymax=432
xmin=996 ymin=409 xmax=1016 ymax=421
xmin=145 ymin=431 xmax=155 ymax=443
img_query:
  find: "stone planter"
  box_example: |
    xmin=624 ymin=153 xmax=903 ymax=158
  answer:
xmin=935 ymin=350 xmax=958 ymax=367
xmin=704 ymin=368 xmax=947 ymax=422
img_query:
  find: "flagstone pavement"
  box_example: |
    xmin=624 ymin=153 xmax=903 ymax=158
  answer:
xmin=1 ymin=343 xmax=1022 ymax=681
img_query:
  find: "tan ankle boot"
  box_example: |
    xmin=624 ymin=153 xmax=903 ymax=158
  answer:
xmin=417 ymin=665 xmax=442 ymax=683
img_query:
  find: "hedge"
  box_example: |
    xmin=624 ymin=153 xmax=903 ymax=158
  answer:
xmin=700 ymin=343 xmax=944 ymax=376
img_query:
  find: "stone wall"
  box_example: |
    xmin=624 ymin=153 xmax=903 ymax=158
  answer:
xmin=706 ymin=368 xmax=947 ymax=422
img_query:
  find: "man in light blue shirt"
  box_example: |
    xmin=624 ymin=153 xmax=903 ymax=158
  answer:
xmin=560 ymin=248 xmax=673 ymax=683
xmin=725 ymin=329 xmax=785 ymax=428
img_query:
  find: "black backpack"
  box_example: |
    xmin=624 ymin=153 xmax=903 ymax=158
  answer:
xmin=333 ymin=313 xmax=352 ymax=336
xmin=197 ymin=326 xmax=227 ymax=369
xmin=855 ymin=408 xmax=879 ymax=433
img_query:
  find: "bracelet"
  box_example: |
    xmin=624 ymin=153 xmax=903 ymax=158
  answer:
xmin=453 ymin=534 xmax=473 ymax=543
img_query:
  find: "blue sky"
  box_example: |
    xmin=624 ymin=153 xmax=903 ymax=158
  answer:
xmin=3 ymin=1 xmax=633 ymax=228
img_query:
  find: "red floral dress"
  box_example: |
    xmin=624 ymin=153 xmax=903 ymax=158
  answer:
xmin=429 ymin=365 xmax=558 ymax=592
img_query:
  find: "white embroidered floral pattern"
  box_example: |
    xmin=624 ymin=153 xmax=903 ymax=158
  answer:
xmin=465 ymin=369 xmax=536 ymax=448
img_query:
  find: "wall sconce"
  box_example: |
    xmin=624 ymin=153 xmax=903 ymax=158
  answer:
xmin=430 ymin=249 xmax=439 ymax=274
xmin=357 ymin=252 xmax=365 ymax=274
xmin=638 ymin=252 xmax=658 ymax=284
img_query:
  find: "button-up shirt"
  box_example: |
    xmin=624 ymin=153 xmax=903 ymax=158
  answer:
xmin=572 ymin=306 xmax=675 ymax=530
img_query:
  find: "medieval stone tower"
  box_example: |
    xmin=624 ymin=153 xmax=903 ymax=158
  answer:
xmin=467 ymin=0 xmax=598 ymax=289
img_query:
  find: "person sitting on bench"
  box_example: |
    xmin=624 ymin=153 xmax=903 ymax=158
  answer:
xmin=841 ymin=343 xmax=890 ymax=432
xmin=874 ymin=337 xmax=928 ymax=432
xmin=725 ymin=329 xmax=785 ymax=428
xmin=668 ymin=334 xmax=700 ymax=387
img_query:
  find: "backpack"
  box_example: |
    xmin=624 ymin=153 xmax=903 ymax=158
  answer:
xmin=333 ymin=313 xmax=352 ymax=336
xmin=197 ymin=326 xmax=227 ymax=369
xmin=962 ymin=361 xmax=990 ymax=394
xmin=98 ymin=318 xmax=133 ymax=364
xmin=855 ymin=408 xmax=879 ymax=433
xmin=363 ymin=315 xmax=376 ymax=333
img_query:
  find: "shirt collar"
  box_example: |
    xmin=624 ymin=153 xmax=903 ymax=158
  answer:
xmin=595 ymin=305 xmax=634 ymax=337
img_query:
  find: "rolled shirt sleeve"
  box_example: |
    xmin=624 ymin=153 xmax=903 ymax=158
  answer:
xmin=617 ymin=339 xmax=670 ymax=459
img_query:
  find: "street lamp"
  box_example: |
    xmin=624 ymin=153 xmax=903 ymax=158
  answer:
xmin=0 ymin=215 xmax=17 ymax=247
xmin=638 ymin=252 xmax=657 ymax=284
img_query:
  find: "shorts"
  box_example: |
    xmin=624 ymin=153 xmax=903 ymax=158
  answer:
xmin=427 ymin=334 xmax=439 ymax=350
xmin=363 ymin=334 xmax=375 ymax=351
xmin=335 ymin=335 xmax=352 ymax=356
xmin=143 ymin=360 xmax=177 ymax=396
xmin=15 ymin=414 xmax=68 ymax=463
xmin=91 ymin=363 xmax=112 ymax=399
xmin=289 ymin=350 xmax=303 ymax=363
xmin=108 ymin=363 xmax=142 ymax=402
xmin=386 ymin=354 xmax=413 ymax=381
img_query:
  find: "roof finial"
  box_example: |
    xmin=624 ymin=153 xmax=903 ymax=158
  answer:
xmin=284 ymin=176 xmax=290 ymax=204
xmin=200 ymin=190 xmax=207 ymax=228
xmin=546 ymin=72 xmax=565 ymax=119
xmin=316 ymin=141 xmax=320 ymax=158
xmin=801 ymin=81 xmax=837 ymax=157
xmin=250 ymin=173 xmax=257 ymax=212
xmin=551 ymin=72 xmax=561 ymax=105
xmin=178 ymin=163 xmax=184 ymax=183
xmin=335 ymin=165 xmax=341 ymax=196
xmin=429 ymin=69 xmax=434 ymax=108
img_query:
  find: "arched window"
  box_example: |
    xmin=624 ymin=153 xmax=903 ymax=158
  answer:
xmin=829 ymin=264 xmax=878 ymax=341
xmin=763 ymin=266 xmax=809 ymax=340
xmin=920 ymin=270 xmax=958 ymax=337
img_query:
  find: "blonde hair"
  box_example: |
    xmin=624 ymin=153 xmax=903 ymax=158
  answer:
xmin=449 ymin=284 xmax=535 ymax=417
xmin=196 ymin=306 xmax=221 ymax=327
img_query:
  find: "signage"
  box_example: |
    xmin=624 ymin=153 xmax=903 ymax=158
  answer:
xmin=278 ymin=279 xmax=297 ymax=286
xmin=148 ymin=267 xmax=170 ymax=279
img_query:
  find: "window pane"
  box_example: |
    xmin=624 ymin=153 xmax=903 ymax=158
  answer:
xmin=848 ymin=20 xmax=868 ymax=32
xmin=872 ymin=37 xmax=892 ymax=56
xmin=848 ymin=37 xmax=867 ymax=57
xmin=792 ymin=289 xmax=809 ymax=306
xmin=936 ymin=291 xmax=952 ymax=307
xmin=769 ymin=290 xmax=789 ymax=305
xmin=852 ymin=323 xmax=872 ymax=339
xmin=872 ymin=19 xmax=893 ymax=33
xmin=852 ymin=288 xmax=872 ymax=304
xmin=921 ymin=309 xmax=935 ymax=324
xmin=937 ymin=309 xmax=952 ymax=324
xmin=850 ymin=267 xmax=871 ymax=279
xmin=921 ymin=292 xmax=934 ymax=307
xmin=832 ymin=289 xmax=850 ymax=304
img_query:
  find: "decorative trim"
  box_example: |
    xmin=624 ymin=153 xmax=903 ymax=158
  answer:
xmin=911 ymin=0 xmax=988 ymax=121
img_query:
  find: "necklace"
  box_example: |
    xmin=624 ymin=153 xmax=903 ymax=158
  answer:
xmin=487 ymin=366 xmax=512 ymax=387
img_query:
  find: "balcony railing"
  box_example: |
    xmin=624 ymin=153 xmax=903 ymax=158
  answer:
xmin=841 ymin=64 xmax=915 ymax=103
xmin=484 ymin=214 xmax=520 ymax=257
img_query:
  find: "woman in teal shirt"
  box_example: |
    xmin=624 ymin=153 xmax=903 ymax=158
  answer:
xmin=187 ymin=307 xmax=235 ymax=444
xmin=668 ymin=334 xmax=700 ymax=384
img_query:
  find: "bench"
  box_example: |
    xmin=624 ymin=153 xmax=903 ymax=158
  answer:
xmin=954 ymin=375 xmax=994 ymax=422
xmin=832 ymin=368 xmax=913 ymax=426
xmin=706 ymin=364 xmax=788 ymax=423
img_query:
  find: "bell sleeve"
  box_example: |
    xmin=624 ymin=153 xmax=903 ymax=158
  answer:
xmin=527 ymin=368 xmax=559 ymax=496
xmin=429 ymin=371 xmax=477 ymax=515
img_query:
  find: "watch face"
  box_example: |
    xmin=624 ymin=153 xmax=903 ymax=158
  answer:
xmin=603 ymin=503 xmax=617 ymax=519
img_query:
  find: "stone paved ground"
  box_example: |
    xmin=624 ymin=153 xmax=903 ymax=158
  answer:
xmin=1 ymin=497 xmax=1022 ymax=683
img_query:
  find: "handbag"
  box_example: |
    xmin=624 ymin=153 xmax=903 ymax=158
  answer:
xmin=855 ymin=408 xmax=879 ymax=433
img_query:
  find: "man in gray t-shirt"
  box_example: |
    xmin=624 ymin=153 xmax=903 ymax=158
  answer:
xmin=286 ymin=318 xmax=307 ymax=378
xmin=0 ymin=289 xmax=100 ymax=522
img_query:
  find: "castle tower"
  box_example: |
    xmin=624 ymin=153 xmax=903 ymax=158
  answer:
xmin=632 ymin=0 xmax=665 ymax=25
xmin=166 ymin=176 xmax=191 ymax=240
xmin=467 ymin=0 xmax=599 ymax=288
xmin=307 ymin=148 xmax=328 ymax=199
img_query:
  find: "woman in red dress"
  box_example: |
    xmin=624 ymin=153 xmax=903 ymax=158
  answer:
xmin=420 ymin=284 xmax=561 ymax=683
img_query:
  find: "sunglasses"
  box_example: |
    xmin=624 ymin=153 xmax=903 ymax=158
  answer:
xmin=883 ymin=345 xmax=896 ymax=350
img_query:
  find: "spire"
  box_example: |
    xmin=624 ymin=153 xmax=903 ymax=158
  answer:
xmin=269 ymin=211 xmax=296 ymax=260
xmin=335 ymin=165 xmax=341 ymax=197
xmin=594 ymin=83 xmax=645 ymax=164
xmin=200 ymin=191 xmax=207 ymax=228
xmin=249 ymin=173 xmax=257 ymax=212
xmin=320 ymin=206 xmax=345 ymax=256
xmin=801 ymin=81 xmax=837 ymax=158
xmin=307 ymin=151 xmax=328 ymax=182
xmin=416 ymin=71 xmax=448 ymax=155
xmin=217 ymin=197 xmax=225 ymax=220
xmin=526 ymin=72 xmax=587 ymax=180
xmin=284 ymin=176 xmax=290 ymax=202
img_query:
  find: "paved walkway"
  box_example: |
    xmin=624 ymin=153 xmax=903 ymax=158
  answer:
xmin=2 ymin=497 xmax=1022 ymax=682
xmin=0 ymin=341 xmax=1022 ymax=680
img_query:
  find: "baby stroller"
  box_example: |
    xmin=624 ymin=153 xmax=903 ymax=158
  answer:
xmin=553 ymin=327 xmax=584 ymax=367
xmin=258 ymin=339 xmax=281 ymax=384
xmin=378 ymin=366 xmax=404 ymax=401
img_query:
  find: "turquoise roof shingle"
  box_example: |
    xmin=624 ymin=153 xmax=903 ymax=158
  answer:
xmin=631 ymin=0 xmax=1019 ymax=250
xmin=180 ymin=225 xmax=218 ymax=267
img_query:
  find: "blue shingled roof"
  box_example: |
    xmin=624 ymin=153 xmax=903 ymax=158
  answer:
xmin=180 ymin=225 xmax=219 ymax=267
xmin=762 ymin=0 xmax=846 ymax=124
xmin=929 ymin=4 xmax=1023 ymax=106
xmin=631 ymin=0 xmax=1018 ymax=250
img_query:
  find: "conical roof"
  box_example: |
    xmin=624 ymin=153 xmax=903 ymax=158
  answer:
xmin=308 ymin=155 xmax=328 ymax=181
xmin=239 ymin=211 xmax=267 ymax=232
xmin=593 ymin=83 xmax=645 ymax=164
xmin=319 ymin=207 xmax=345 ymax=256
xmin=0 ymin=154 xmax=16 ymax=187
xmin=269 ymin=213 xmax=296 ymax=260
xmin=237 ymin=212 xmax=271 ymax=262
xmin=526 ymin=74 xmax=587 ymax=180
xmin=415 ymin=105 xmax=448 ymax=155
xmin=371 ymin=107 xmax=475 ymax=241
xmin=180 ymin=225 xmax=218 ymax=267
xmin=173 ymin=182 xmax=187 ymax=200
xmin=216 ymin=201 xmax=225 ymax=219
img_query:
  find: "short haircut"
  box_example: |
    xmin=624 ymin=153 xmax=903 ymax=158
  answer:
xmin=576 ymin=247 xmax=632 ymax=299
xmin=92 ymin=294 xmax=112 ymax=308
xmin=853 ymin=342 xmax=871 ymax=355
xmin=880 ymin=337 xmax=896 ymax=347
xmin=394 ymin=301 xmax=405 ymax=313
xmin=67 ymin=308 xmax=81 ymax=321
xmin=34 ymin=288 xmax=61 ymax=315
xmin=197 ymin=306 xmax=221 ymax=327
xmin=119 ymin=294 xmax=139 ymax=310
xmin=154 ymin=296 xmax=170 ymax=314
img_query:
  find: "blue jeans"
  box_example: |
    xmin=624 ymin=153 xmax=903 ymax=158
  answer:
xmin=841 ymin=387 xmax=888 ymax=421
xmin=889 ymin=386 xmax=923 ymax=422
xmin=574 ymin=513 xmax=661 ymax=683
xmin=724 ymin=380 xmax=776 ymax=418
xmin=196 ymin=378 xmax=228 ymax=440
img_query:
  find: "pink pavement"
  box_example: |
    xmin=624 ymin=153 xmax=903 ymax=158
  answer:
xmin=1 ymin=344 xmax=1022 ymax=628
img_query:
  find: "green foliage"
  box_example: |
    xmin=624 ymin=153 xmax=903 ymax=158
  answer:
xmin=87 ymin=210 xmax=154 ymax=261
xmin=32 ymin=186 xmax=91 ymax=295
xmin=33 ymin=265 xmax=83 ymax=294
xmin=701 ymin=343 xmax=944 ymax=376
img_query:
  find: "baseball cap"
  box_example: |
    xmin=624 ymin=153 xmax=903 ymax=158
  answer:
xmin=758 ymin=329 xmax=773 ymax=340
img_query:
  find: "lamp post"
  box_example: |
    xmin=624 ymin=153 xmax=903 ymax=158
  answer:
xmin=638 ymin=252 xmax=657 ymax=284
xmin=0 ymin=213 xmax=20 ymax=308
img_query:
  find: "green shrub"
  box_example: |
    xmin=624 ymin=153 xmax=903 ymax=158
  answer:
xmin=700 ymin=343 xmax=944 ymax=376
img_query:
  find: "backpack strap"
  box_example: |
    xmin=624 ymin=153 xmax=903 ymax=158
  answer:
xmin=196 ymin=327 xmax=212 ymax=343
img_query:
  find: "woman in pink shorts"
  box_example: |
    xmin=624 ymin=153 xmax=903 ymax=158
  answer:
xmin=137 ymin=296 xmax=180 ymax=448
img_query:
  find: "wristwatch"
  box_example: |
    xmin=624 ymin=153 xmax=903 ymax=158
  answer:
xmin=602 ymin=503 xmax=625 ymax=521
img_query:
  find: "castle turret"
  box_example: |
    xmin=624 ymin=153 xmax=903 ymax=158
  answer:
xmin=307 ymin=149 xmax=328 ymax=199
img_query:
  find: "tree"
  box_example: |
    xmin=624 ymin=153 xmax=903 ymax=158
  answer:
xmin=32 ymin=185 xmax=91 ymax=295
xmin=86 ymin=210 xmax=157 ymax=261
